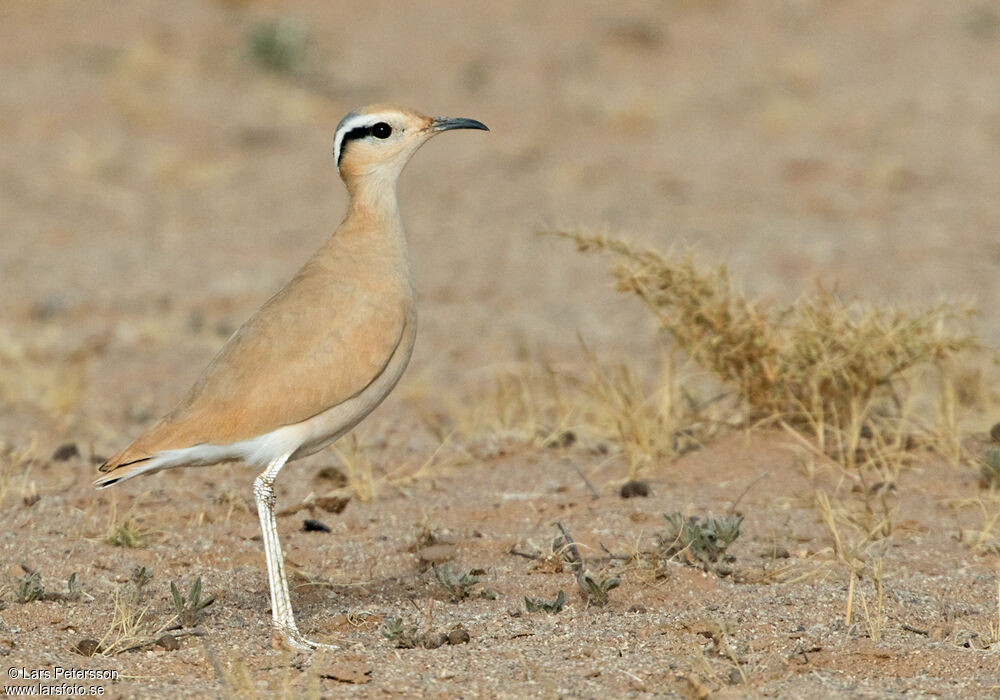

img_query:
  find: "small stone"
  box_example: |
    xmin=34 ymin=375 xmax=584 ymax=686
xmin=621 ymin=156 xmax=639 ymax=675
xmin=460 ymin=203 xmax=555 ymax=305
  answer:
xmin=447 ymin=626 xmax=471 ymax=645
xmin=52 ymin=443 xmax=79 ymax=461
xmin=991 ymin=422 xmax=1000 ymax=444
xmin=620 ymin=480 xmax=650 ymax=498
xmin=302 ymin=519 xmax=331 ymax=532
xmin=545 ymin=430 xmax=576 ymax=448
xmin=314 ymin=495 xmax=350 ymax=513
xmin=74 ymin=639 xmax=101 ymax=657
xmin=155 ymin=634 xmax=180 ymax=651
xmin=316 ymin=466 xmax=348 ymax=487
xmin=421 ymin=632 xmax=448 ymax=649
xmin=628 ymin=604 xmax=647 ymax=613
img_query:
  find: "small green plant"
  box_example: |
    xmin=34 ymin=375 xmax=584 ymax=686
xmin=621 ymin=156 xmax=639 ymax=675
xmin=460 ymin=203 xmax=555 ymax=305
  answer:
xmin=379 ymin=615 xmax=469 ymax=649
xmin=431 ymin=565 xmax=495 ymax=601
xmin=553 ymin=523 xmax=622 ymax=607
xmin=105 ymin=519 xmax=149 ymax=548
xmin=658 ymin=512 xmax=743 ymax=572
xmin=964 ymin=4 xmax=1000 ymax=39
xmin=14 ymin=572 xmax=84 ymax=603
xmin=64 ymin=573 xmax=81 ymax=601
xmin=979 ymin=448 xmax=1000 ymax=488
xmin=170 ymin=578 xmax=215 ymax=628
xmin=131 ymin=566 xmax=153 ymax=590
xmin=577 ymin=571 xmax=620 ymax=607
xmin=525 ymin=590 xmax=567 ymax=614
xmin=14 ymin=571 xmax=44 ymax=603
xmin=246 ymin=18 xmax=308 ymax=75
xmin=380 ymin=616 xmax=422 ymax=649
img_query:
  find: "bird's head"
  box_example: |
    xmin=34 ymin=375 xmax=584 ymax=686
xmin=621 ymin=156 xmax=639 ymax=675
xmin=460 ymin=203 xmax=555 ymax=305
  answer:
xmin=333 ymin=105 xmax=488 ymax=190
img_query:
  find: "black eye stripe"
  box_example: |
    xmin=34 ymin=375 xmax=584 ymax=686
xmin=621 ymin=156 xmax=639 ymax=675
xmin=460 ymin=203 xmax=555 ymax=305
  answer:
xmin=343 ymin=125 xmax=373 ymax=143
xmin=336 ymin=122 xmax=394 ymax=165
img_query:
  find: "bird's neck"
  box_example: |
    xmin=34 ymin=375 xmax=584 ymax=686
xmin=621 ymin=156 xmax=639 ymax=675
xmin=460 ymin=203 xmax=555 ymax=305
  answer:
xmin=343 ymin=167 xmax=403 ymax=222
xmin=335 ymin=176 xmax=408 ymax=254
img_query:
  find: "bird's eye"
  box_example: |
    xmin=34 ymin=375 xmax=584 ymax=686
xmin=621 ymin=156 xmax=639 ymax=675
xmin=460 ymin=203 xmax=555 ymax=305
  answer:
xmin=371 ymin=122 xmax=392 ymax=139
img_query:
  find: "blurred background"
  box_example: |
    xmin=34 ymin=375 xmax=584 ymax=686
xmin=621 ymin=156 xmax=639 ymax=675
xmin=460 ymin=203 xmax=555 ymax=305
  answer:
xmin=2 ymin=0 xmax=999 ymax=450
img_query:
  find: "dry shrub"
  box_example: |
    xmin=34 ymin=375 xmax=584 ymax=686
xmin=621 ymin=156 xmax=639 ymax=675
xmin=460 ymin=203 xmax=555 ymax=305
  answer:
xmin=550 ymin=231 xmax=977 ymax=457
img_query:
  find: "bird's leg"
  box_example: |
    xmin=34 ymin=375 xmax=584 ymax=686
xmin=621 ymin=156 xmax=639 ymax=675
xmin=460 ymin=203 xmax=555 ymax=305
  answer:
xmin=253 ymin=453 xmax=337 ymax=651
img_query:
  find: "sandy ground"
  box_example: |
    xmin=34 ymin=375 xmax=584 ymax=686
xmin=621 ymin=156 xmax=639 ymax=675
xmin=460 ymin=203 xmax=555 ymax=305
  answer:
xmin=1 ymin=0 xmax=999 ymax=697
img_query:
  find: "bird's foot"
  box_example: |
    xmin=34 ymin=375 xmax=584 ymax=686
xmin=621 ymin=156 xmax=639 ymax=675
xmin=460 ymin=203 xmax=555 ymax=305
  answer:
xmin=273 ymin=626 xmax=339 ymax=652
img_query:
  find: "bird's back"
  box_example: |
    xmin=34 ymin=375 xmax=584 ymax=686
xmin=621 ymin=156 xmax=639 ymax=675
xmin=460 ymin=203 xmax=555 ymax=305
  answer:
xmin=99 ymin=219 xmax=415 ymax=475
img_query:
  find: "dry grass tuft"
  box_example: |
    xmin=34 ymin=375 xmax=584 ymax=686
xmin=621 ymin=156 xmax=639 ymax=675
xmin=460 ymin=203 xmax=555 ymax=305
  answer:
xmin=331 ymin=434 xmax=376 ymax=504
xmin=431 ymin=342 xmax=717 ymax=478
xmin=105 ymin=518 xmax=150 ymax=549
xmin=857 ymin=558 xmax=886 ymax=642
xmin=987 ymin=580 xmax=1000 ymax=647
xmin=955 ymin=491 xmax=1000 ymax=554
xmin=0 ymin=325 xmax=101 ymax=417
xmin=0 ymin=439 xmax=38 ymax=511
xmin=97 ymin=567 xmax=155 ymax=656
xmin=813 ymin=485 xmax=894 ymax=632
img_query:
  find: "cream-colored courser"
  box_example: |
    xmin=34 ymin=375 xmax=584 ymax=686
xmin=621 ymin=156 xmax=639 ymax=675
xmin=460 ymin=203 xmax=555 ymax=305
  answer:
xmin=94 ymin=105 xmax=488 ymax=651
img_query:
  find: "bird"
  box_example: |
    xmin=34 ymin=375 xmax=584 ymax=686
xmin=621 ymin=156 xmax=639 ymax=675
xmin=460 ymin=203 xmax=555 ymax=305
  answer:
xmin=93 ymin=105 xmax=488 ymax=651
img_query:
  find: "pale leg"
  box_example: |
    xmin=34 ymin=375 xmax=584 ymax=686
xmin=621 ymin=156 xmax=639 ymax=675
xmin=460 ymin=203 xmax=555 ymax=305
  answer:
xmin=253 ymin=453 xmax=337 ymax=651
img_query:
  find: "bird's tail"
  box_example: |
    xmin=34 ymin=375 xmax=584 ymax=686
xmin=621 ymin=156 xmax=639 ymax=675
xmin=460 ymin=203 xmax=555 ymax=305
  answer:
xmin=93 ymin=453 xmax=166 ymax=489
xmin=94 ymin=439 xmax=246 ymax=489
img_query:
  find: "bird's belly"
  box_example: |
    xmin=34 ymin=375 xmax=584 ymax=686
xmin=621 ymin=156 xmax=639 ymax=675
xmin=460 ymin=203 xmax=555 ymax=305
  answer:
xmin=237 ymin=318 xmax=417 ymax=466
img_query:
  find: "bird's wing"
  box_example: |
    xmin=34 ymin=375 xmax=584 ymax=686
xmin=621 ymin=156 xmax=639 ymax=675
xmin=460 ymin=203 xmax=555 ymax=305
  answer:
xmin=101 ymin=270 xmax=411 ymax=471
